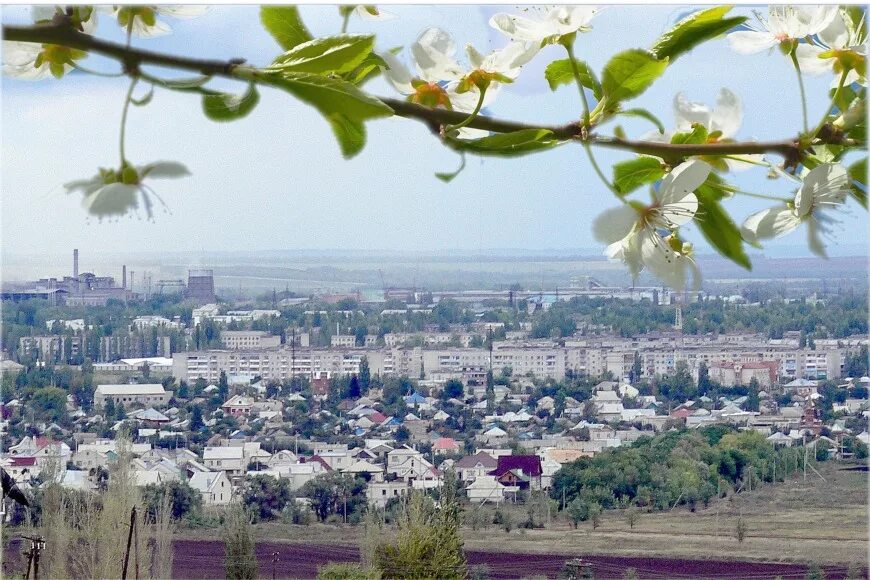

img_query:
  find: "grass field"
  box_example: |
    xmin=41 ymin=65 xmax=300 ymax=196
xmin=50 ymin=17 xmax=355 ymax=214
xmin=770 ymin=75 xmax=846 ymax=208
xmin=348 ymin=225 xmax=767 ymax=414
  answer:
xmin=180 ymin=462 xmax=868 ymax=568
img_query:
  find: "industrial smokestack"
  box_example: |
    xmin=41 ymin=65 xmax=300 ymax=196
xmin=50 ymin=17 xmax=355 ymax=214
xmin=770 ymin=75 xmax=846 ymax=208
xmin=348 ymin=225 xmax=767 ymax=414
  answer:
xmin=122 ymin=265 xmax=127 ymax=289
xmin=73 ymin=249 xmax=79 ymax=279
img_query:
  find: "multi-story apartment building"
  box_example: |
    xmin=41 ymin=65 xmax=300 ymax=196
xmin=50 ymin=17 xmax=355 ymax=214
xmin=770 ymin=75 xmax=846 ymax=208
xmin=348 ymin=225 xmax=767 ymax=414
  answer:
xmin=220 ymin=330 xmax=281 ymax=350
xmin=18 ymin=335 xmax=82 ymax=363
xmin=171 ymin=336 xmax=865 ymax=385
xmin=173 ymin=348 xmax=396 ymax=383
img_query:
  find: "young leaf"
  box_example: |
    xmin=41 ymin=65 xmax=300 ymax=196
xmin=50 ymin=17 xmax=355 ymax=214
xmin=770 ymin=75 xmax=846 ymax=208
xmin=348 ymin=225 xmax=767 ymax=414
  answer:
xmin=695 ymin=175 xmax=751 ymax=269
xmin=435 ymin=154 xmax=467 ymax=183
xmin=270 ymin=35 xmax=375 ymax=75
xmin=601 ymin=49 xmax=668 ymax=105
xmin=670 ymin=124 xmax=709 ymax=145
xmin=453 ymin=129 xmax=562 ymax=157
xmin=615 ymin=108 xmax=666 ymax=133
xmin=261 ymin=6 xmax=313 ymax=51
xmin=202 ymin=83 xmax=260 ymax=122
xmin=849 ymin=157 xmax=868 ymax=208
xmin=343 ymin=52 xmax=388 ymax=85
xmin=544 ymin=59 xmax=602 ymax=99
xmin=613 ymin=156 xmax=665 ymax=196
xmin=652 ymin=6 xmax=747 ymax=62
xmin=264 ymin=72 xmax=393 ymax=158
xmin=131 ymin=85 xmax=154 ymax=107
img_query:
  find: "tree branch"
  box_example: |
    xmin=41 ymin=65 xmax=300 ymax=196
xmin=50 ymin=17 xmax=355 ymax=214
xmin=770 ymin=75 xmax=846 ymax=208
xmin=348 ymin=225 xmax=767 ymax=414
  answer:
xmin=3 ymin=21 xmax=863 ymax=160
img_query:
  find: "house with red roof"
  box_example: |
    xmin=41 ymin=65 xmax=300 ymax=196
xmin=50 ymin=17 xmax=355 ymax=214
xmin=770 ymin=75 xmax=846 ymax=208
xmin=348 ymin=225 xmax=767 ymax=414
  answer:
xmin=432 ymin=437 xmax=460 ymax=456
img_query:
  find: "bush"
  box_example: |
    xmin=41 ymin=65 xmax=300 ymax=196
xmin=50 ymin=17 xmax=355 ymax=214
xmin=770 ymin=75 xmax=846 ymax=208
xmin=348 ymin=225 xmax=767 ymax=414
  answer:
xmin=317 ymin=563 xmax=381 ymax=580
xmin=494 ymin=508 xmax=514 ymax=533
xmin=735 ymin=517 xmax=747 ymax=543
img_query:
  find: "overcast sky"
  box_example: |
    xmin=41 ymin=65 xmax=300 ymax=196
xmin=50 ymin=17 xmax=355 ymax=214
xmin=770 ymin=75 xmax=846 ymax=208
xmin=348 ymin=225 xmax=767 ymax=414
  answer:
xmin=2 ymin=5 xmax=868 ymax=261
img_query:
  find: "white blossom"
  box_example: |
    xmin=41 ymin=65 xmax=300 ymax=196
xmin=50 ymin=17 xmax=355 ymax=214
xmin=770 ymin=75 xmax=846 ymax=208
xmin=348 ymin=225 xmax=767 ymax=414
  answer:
xmin=489 ymin=6 xmax=598 ymax=47
xmin=795 ymin=9 xmax=867 ymax=87
xmin=65 ymin=161 xmax=190 ymax=219
xmin=741 ymin=163 xmax=851 ymax=257
xmin=727 ymin=6 xmax=839 ymax=55
xmin=593 ymin=160 xmax=711 ymax=288
xmin=109 ymin=6 xmax=207 ymax=38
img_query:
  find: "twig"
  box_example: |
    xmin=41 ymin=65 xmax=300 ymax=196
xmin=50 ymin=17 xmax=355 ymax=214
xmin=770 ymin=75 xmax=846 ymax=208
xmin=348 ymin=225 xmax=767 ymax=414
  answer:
xmin=3 ymin=21 xmax=863 ymax=161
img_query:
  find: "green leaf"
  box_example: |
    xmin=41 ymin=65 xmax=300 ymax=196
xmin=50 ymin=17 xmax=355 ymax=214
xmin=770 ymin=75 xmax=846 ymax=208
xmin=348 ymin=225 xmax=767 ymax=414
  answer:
xmin=670 ymin=124 xmax=709 ymax=145
xmin=435 ymin=154 xmax=467 ymax=183
xmin=264 ymin=72 xmax=393 ymax=158
xmin=615 ymin=108 xmax=665 ymax=133
xmin=271 ymin=34 xmax=375 ymax=75
xmin=260 ymin=6 xmax=313 ymax=51
xmin=613 ymin=156 xmax=665 ymax=196
xmin=695 ymin=175 xmax=751 ymax=269
xmin=601 ymin=49 xmax=668 ymax=105
xmin=652 ymin=6 xmax=748 ymax=62
xmin=328 ymin=115 xmax=366 ymax=158
xmin=131 ymin=85 xmax=154 ymax=107
xmin=453 ymin=129 xmax=562 ymax=157
xmin=849 ymin=157 xmax=868 ymax=208
xmin=202 ymin=83 xmax=260 ymax=122
xmin=343 ymin=52 xmax=388 ymax=85
xmin=544 ymin=58 xmax=602 ymax=99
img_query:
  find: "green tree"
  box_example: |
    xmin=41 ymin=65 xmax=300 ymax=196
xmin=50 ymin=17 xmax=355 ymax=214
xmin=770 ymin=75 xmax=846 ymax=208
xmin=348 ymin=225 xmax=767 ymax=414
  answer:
xmin=745 ymin=376 xmax=761 ymax=412
xmin=218 ymin=371 xmax=229 ymax=401
xmin=142 ymin=480 xmax=202 ymax=520
xmin=374 ymin=473 xmax=467 ymax=579
xmin=189 ymin=405 xmax=204 ymax=431
xmin=243 ymin=474 xmax=292 ymax=521
xmin=442 ymin=379 xmax=465 ymax=401
xmin=359 ymin=356 xmax=371 ymax=392
xmin=32 ymin=386 xmax=67 ymax=423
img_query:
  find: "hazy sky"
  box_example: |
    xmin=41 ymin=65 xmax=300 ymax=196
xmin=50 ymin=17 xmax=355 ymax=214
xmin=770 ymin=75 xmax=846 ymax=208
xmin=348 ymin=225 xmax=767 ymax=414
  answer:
xmin=2 ymin=4 xmax=868 ymax=260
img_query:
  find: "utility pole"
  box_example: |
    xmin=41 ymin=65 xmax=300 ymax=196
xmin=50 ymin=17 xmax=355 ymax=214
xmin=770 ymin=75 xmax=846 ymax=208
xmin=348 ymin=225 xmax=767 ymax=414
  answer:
xmin=122 ymin=507 xmax=137 ymax=579
xmin=22 ymin=535 xmax=44 ymax=580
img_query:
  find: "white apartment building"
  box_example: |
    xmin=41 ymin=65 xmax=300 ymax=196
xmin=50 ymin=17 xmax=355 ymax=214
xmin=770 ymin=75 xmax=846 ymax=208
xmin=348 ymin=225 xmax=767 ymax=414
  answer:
xmin=331 ymin=335 xmax=357 ymax=348
xmin=171 ymin=337 xmax=862 ymax=385
xmin=173 ymin=349 xmax=395 ymax=383
xmin=221 ymin=330 xmax=281 ymax=350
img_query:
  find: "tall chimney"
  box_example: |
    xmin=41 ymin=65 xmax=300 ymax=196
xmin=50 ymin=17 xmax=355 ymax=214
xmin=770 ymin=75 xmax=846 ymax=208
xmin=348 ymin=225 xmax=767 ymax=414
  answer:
xmin=73 ymin=249 xmax=79 ymax=279
xmin=122 ymin=265 xmax=127 ymax=289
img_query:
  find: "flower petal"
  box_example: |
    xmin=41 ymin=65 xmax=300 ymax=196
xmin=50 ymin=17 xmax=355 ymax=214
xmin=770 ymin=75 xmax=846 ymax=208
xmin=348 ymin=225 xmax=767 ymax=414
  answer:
xmin=353 ymin=6 xmax=395 ymax=21
xmin=156 ymin=6 xmax=208 ymax=19
xmin=131 ymin=16 xmax=172 ymax=38
xmin=83 ymin=183 xmax=139 ymax=217
xmin=658 ymin=160 xmax=711 ymax=208
xmin=378 ymin=51 xmax=414 ymax=95
xmin=673 ymin=92 xmax=711 ymax=132
xmin=796 ymin=163 xmax=849 ymax=216
xmin=727 ymin=31 xmax=778 ymax=55
xmin=489 ymin=13 xmax=550 ymax=43
xmin=741 ymin=206 xmax=801 ymax=242
xmin=795 ymin=44 xmax=831 ymax=76
xmin=592 ymin=205 xmax=640 ymax=245
xmin=140 ymin=161 xmax=191 ymax=179
xmin=806 ymin=219 xmax=828 ymax=257
xmin=711 ymin=88 xmax=743 ymax=138
xmin=640 ymin=231 xmax=691 ymax=289
xmin=411 ymin=27 xmax=463 ymax=82
xmin=819 ymin=11 xmax=849 ymax=49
